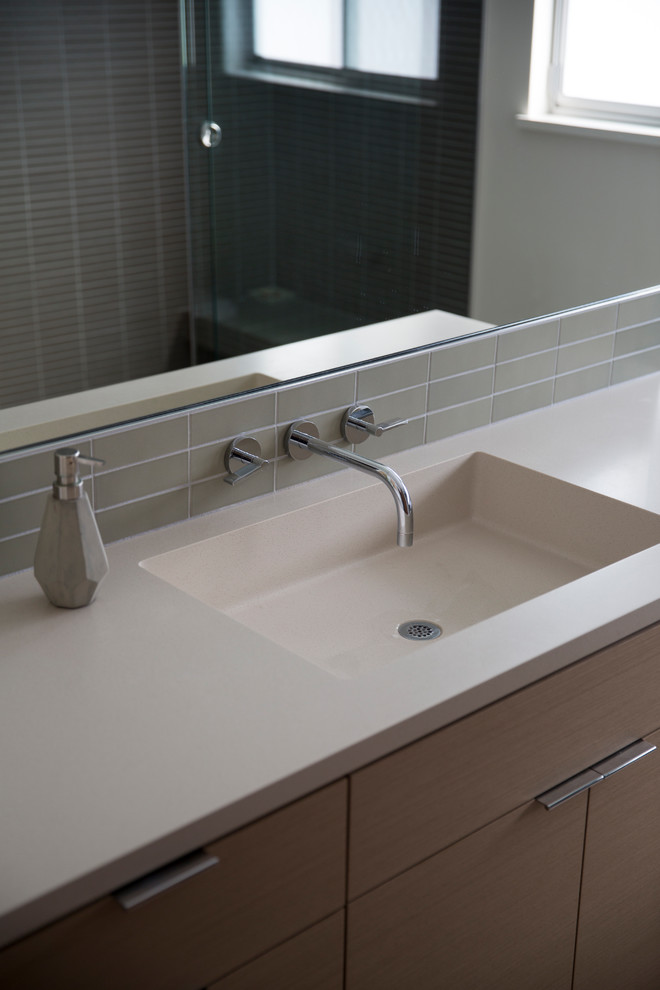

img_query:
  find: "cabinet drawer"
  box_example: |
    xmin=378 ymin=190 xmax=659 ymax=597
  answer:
xmin=347 ymin=795 xmax=586 ymax=990
xmin=573 ymin=726 xmax=660 ymax=989
xmin=349 ymin=622 xmax=660 ymax=897
xmin=208 ymin=911 xmax=345 ymax=990
xmin=0 ymin=780 xmax=347 ymax=990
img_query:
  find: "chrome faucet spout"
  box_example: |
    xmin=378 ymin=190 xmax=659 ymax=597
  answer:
xmin=286 ymin=424 xmax=414 ymax=547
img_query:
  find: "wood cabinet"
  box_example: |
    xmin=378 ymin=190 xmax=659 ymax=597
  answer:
xmin=207 ymin=911 xmax=345 ymax=990
xmin=573 ymin=724 xmax=660 ymax=990
xmin=346 ymin=794 xmax=587 ymax=990
xmin=348 ymin=622 xmax=660 ymax=899
xmin=0 ymin=781 xmax=347 ymax=990
xmin=346 ymin=623 xmax=660 ymax=988
xmin=3 ymin=623 xmax=660 ymax=990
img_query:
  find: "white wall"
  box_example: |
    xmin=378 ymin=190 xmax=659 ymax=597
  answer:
xmin=470 ymin=0 xmax=660 ymax=325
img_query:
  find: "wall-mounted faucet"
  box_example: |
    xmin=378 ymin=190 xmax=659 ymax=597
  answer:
xmin=341 ymin=403 xmax=408 ymax=443
xmin=284 ymin=407 xmax=414 ymax=548
xmin=224 ymin=436 xmax=269 ymax=486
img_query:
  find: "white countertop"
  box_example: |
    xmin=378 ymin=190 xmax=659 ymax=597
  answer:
xmin=3 ymin=371 xmax=660 ymax=948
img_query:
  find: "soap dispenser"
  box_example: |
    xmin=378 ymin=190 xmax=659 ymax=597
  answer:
xmin=34 ymin=447 xmax=109 ymax=608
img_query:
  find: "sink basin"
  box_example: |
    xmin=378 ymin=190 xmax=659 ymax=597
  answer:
xmin=141 ymin=452 xmax=660 ymax=678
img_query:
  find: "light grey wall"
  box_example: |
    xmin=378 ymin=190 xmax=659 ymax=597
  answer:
xmin=470 ymin=0 xmax=660 ymax=326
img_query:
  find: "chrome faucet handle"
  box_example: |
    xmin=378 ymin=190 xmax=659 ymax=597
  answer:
xmin=284 ymin=421 xmax=320 ymax=460
xmin=223 ymin=436 xmax=269 ymax=486
xmin=341 ymin=404 xmax=408 ymax=444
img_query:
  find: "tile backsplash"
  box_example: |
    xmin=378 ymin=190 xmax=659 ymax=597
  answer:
xmin=2 ymin=287 xmax=660 ymax=578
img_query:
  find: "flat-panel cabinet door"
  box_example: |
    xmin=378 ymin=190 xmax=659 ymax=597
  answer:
xmin=573 ymin=729 xmax=660 ymax=990
xmin=346 ymin=794 xmax=587 ymax=990
xmin=207 ymin=911 xmax=344 ymax=990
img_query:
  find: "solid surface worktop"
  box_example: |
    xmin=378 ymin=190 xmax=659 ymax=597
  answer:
xmin=4 ymin=372 xmax=660 ymax=948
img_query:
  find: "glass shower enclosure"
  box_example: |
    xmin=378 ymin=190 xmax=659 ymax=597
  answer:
xmin=180 ymin=0 xmax=482 ymax=365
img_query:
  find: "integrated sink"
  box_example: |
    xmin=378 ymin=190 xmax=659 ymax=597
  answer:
xmin=141 ymin=452 xmax=660 ymax=678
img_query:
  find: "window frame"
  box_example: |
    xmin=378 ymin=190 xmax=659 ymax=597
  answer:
xmin=548 ymin=0 xmax=660 ymax=127
xmin=222 ymin=0 xmax=441 ymax=106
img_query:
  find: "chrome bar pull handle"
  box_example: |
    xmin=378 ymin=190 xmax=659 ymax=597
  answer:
xmin=224 ymin=436 xmax=269 ymax=486
xmin=114 ymin=850 xmax=219 ymax=910
xmin=591 ymin=739 xmax=656 ymax=779
xmin=536 ymin=739 xmax=656 ymax=810
xmin=342 ymin=404 xmax=408 ymax=444
xmin=536 ymin=768 xmax=604 ymax=810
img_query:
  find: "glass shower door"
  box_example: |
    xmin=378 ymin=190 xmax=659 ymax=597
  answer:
xmin=181 ymin=0 xmax=482 ymax=365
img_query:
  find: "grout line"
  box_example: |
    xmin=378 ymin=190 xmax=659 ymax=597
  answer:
xmin=550 ymin=321 xmax=561 ymax=404
xmin=422 ymin=351 xmax=431 ymax=444
xmin=0 ymin=527 xmax=40 ymax=544
xmin=430 ymin=363 xmax=497 ymax=387
xmin=610 ymin=304 xmax=621 ymax=386
xmin=488 ymin=360 xmax=496 ymax=423
xmin=93 ymin=449 xmax=190 ymax=476
xmin=93 ymin=486 xmax=191 ymax=519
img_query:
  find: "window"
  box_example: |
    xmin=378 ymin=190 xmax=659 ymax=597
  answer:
xmin=253 ymin=0 xmax=439 ymax=80
xmin=526 ymin=0 xmax=660 ymax=132
xmin=551 ymin=0 xmax=660 ymax=123
xmin=253 ymin=0 xmax=344 ymax=69
xmin=224 ymin=0 xmax=441 ymax=103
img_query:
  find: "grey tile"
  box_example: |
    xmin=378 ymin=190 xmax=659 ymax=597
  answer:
xmin=94 ymin=453 xmax=188 ymax=510
xmin=275 ymin=450 xmax=344 ymax=490
xmin=352 ymin=418 xmax=425 ymax=459
xmin=428 ymin=368 xmax=493 ymax=412
xmin=492 ymin=381 xmax=554 ymax=422
xmin=191 ymin=392 xmax=276 ymax=447
xmin=496 ymin=320 xmax=559 ymax=361
xmin=356 ymin=386 xmax=427 ymax=428
xmin=612 ymin=347 xmax=660 ymax=384
xmin=96 ymin=489 xmax=189 ymax=544
xmin=614 ymin=321 xmax=660 ymax=357
xmin=189 ymin=445 xmax=226 ymax=486
xmin=556 ymin=335 xmax=614 ymax=375
xmin=553 ymin=364 xmax=611 ymax=404
xmin=559 ymin=305 xmax=617 ymax=344
xmin=0 ymin=440 xmax=92 ymax=500
xmin=494 ymin=350 xmax=556 ymax=393
xmin=426 ymin=398 xmax=492 ymax=442
xmin=430 ymin=335 xmax=496 ymax=380
xmin=357 ymin=353 xmax=428 ymax=397
xmin=190 ymin=464 xmax=275 ymax=517
xmin=617 ymin=291 xmax=660 ymax=329
xmin=0 ymin=531 xmax=39 ymax=577
xmin=190 ymin=427 xmax=277 ymax=483
xmin=0 ymin=491 xmax=48 ymax=540
xmin=93 ymin=415 xmax=188 ymax=467
xmin=276 ymin=373 xmax=356 ymax=424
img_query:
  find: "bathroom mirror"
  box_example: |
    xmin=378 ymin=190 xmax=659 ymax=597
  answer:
xmin=2 ymin=0 xmax=659 ymax=453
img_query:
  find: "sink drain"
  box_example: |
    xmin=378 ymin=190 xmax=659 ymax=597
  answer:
xmin=398 ymin=620 xmax=443 ymax=642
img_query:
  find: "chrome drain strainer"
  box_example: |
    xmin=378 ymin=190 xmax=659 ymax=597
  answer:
xmin=398 ymin=620 xmax=443 ymax=642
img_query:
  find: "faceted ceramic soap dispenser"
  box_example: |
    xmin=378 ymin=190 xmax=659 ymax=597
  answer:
xmin=34 ymin=447 xmax=109 ymax=608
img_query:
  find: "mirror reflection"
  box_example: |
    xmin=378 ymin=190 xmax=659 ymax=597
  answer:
xmin=185 ymin=0 xmax=478 ymax=367
xmin=3 ymin=0 xmax=479 ymax=412
xmin=2 ymin=0 xmax=659 ymax=449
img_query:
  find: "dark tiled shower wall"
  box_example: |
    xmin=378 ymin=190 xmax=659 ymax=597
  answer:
xmin=1 ymin=0 xmax=483 ymax=401
xmin=0 ymin=0 xmax=189 ymax=409
xmin=207 ymin=0 xmax=483 ymax=334
xmin=1 ymin=287 xmax=660 ymax=578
